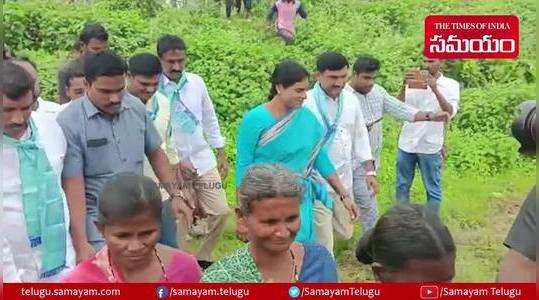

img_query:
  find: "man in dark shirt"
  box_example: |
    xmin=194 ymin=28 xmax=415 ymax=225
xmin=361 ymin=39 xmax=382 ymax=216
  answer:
xmin=498 ymin=101 xmax=536 ymax=282
xmin=57 ymin=51 xmax=190 ymax=263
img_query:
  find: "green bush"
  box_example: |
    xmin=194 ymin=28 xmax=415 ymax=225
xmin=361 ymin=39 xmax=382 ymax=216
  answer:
xmin=454 ymin=84 xmax=535 ymax=134
xmin=5 ymin=0 xmax=149 ymax=54
xmin=5 ymin=0 xmax=536 ymax=177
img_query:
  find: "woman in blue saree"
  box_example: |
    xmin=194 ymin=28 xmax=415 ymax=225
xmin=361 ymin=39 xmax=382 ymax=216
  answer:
xmin=235 ymin=60 xmax=358 ymax=243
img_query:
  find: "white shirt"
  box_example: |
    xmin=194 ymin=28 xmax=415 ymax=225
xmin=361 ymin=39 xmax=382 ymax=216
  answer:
xmin=159 ymin=73 xmax=225 ymax=176
xmin=36 ymin=97 xmax=62 ymax=118
xmin=398 ymin=74 xmax=460 ymax=154
xmin=304 ymin=88 xmax=373 ymax=193
xmin=2 ymin=112 xmax=75 ymax=282
xmin=144 ymin=92 xmax=178 ymax=200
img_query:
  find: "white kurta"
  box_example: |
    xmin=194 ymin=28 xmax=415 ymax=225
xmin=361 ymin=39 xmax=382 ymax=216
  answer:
xmin=304 ymin=88 xmax=373 ymax=193
xmin=160 ymin=73 xmax=226 ymax=176
xmin=2 ymin=112 xmax=75 ymax=282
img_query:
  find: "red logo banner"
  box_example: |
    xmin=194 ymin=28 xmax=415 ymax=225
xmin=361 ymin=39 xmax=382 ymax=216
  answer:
xmin=424 ymin=15 xmax=519 ymax=59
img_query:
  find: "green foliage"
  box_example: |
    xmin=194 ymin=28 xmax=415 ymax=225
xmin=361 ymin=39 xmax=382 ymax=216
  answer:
xmin=5 ymin=0 xmax=536 ymax=283
xmin=5 ymin=0 xmax=150 ymax=54
xmin=5 ymin=0 xmax=536 ymax=176
xmin=94 ymin=0 xmax=163 ymax=18
xmin=454 ymin=84 xmax=535 ymax=134
xmin=445 ymin=130 xmax=524 ymax=174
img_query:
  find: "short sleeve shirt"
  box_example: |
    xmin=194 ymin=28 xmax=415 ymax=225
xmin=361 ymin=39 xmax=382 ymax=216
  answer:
xmin=56 ymin=93 xmax=162 ymax=207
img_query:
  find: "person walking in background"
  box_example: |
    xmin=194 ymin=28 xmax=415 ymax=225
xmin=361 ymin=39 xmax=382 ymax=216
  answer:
xmin=127 ymin=52 xmax=180 ymax=249
xmin=58 ymin=23 xmax=108 ymax=104
xmin=267 ymin=0 xmax=307 ymax=44
xmin=59 ymin=59 xmax=86 ymax=108
xmin=226 ymin=0 xmax=253 ymax=18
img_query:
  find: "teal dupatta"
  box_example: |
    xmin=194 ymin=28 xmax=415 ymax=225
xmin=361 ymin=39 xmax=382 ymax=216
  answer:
xmin=256 ymin=108 xmax=334 ymax=243
xmin=3 ymin=118 xmax=67 ymax=278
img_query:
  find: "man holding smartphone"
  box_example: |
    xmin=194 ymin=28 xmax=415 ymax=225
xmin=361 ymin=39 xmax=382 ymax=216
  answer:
xmin=395 ymin=58 xmax=460 ymax=214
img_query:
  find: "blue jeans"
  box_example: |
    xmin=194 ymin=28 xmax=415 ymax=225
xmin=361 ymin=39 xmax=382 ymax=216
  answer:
xmin=396 ymin=148 xmax=442 ymax=214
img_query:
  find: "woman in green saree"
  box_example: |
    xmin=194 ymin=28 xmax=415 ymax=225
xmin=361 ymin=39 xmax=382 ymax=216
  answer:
xmin=203 ymin=164 xmax=338 ymax=282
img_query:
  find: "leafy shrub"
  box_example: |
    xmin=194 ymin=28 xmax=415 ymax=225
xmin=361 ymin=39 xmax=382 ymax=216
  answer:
xmin=5 ymin=0 xmax=536 ymax=176
xmin=5 ymin=0 xmax=149 ymax=54
xmin=454 ymin=84 xmax=535 ymax=134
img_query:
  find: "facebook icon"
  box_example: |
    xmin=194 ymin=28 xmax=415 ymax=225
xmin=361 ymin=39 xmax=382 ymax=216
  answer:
xmin=156 ymin=286 xmax=169 ymax=299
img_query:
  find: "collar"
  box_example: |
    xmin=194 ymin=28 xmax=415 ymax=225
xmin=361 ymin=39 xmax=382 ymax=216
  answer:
xmin=82 ymin=94 xmax=130 ymax=119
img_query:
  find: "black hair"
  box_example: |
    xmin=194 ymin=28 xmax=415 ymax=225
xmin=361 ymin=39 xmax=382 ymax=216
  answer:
xmin=13 ymin=56 xmax=37 ymax=71
xmin=356 ymin=204 xmax=456 ymax=271
xmin=58 ymin=59 xmax=83 ymax=104
xmin=157 ymin=34 xmax=186 ymax=57
xmin=268 ymin=59 xmax=309 ymax=100
xmin=0 ymin=61 xmax=35 ymax=100
xmin=353 ymin=55 xmax=381 ymax=74
xmin=97 ymin=173 xmax=162 ymax=225
xmin=316 ymin=51 xmax=349 ymax=73
xmin=79 ymin=23 xmax=109 ymax=44
xmin=83 ymin=50 xmax=127 ymax=83
xmin=3 ymin=44 xmax=15 ymax=60
xmin=128 ymin=53 xmax=162 ymax=76
xmin=72 ymin=39 xmax=83 ymax=53
xmin=64 ymin=59 xmax=85 ymax=87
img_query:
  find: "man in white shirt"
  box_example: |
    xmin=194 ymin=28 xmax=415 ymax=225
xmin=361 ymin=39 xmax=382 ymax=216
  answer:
xmin=12 ymin=57 xmax=62 ymax=117
xmin=304 ymin=52 xmax=378 ymax=252
xmin=396 ymin=58 xmax=460 ymax=214
xmin=1 ymin=62 xmax=75 ymax=282
xmin=347 ymin=55 xmax=449 ymax=232
xmin=152 ymin=35 xmax=231 ymax=269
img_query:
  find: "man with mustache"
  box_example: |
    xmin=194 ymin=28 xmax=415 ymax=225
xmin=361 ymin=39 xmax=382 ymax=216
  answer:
xmin=150 ymin=34 xmax=231 ymax=269
xmin=303 ymin=51 xmax=376 ymax=253
xmin=2 ymin=62 xmax=75 ymax=282
xmin=56 ymin=51 xmax=190 ymax=263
